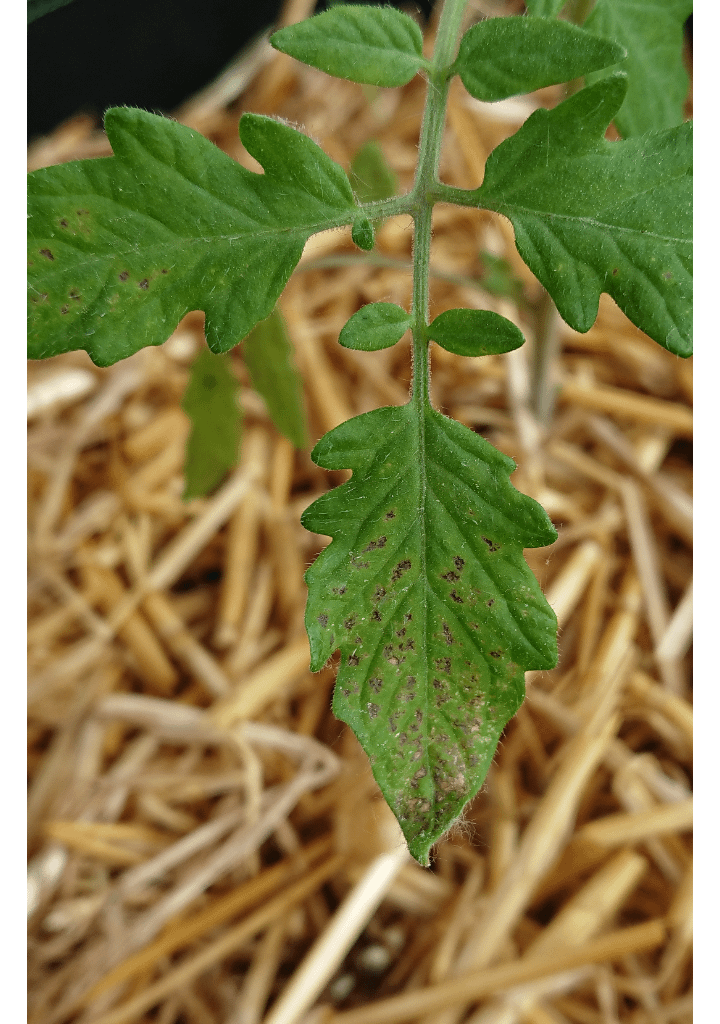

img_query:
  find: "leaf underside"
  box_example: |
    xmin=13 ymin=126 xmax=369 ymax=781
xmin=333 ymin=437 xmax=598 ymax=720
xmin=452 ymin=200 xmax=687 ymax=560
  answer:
xmin=27 ymin=108 xmax=358 ymax=366
xmin=474 ymin=75 xmax=692 ymax=357
xmin=302 ymin=403 xmax=557 ymax=864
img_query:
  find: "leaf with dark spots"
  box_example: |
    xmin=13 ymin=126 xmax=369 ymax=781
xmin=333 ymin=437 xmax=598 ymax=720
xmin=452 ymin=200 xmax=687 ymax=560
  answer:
xmin=302 ymin=402 xmax=557 ymax=864
xmin=28 ymin=107 xmax=358 ymax=364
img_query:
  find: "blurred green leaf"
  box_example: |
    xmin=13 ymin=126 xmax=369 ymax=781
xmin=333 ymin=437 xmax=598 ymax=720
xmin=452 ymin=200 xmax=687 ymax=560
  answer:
xmin=585 ymin=0 xmax=692 ymax=137
xmin=350 ymin=140 xmax=397 ymax=203
xmin=479 ymin=252 xmax=525 ymax=305
xmin=181 ymin=348 xmax=242 ymax=500
xmin=243 ymin=309 xmax=309 ymax=450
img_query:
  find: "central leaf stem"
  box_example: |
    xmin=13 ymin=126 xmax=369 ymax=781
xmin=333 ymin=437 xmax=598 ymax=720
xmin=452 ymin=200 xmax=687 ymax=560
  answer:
xmin=410 ymin=0 xmax=468 ymax=409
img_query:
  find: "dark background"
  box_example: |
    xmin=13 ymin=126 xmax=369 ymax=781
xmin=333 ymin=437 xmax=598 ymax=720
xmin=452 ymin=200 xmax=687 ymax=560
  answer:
xmin=28 ymin=0 xmax=436 ymax=142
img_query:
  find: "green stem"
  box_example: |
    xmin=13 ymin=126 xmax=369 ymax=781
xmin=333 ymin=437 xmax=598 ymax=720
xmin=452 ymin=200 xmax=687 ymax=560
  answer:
xmin=410 ymin=0 xmax=468 ymax=408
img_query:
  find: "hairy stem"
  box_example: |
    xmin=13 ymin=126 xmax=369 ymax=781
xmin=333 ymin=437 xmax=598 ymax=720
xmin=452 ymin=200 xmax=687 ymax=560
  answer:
xmin=410 ymin=0 xmax=468 ymax=408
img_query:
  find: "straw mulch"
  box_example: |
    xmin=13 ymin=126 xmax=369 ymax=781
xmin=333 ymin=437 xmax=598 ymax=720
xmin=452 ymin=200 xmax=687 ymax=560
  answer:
xmin=28 ymin=3 xmax=692 ymax=1023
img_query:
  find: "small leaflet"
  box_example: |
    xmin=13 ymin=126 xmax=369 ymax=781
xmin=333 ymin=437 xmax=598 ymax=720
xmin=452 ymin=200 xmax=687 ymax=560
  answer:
xmin=350 ymin=141 xmax=398 ymax=203
xmin=338 ymin=303 xmax=412 ymax=352
xmin=428 ymin=309 xmax=525 ymax=358
xmin=270 ymin=6 xmax=428 ymax=88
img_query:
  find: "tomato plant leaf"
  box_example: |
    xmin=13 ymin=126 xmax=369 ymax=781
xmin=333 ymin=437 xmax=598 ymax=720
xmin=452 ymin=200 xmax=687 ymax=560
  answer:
xmin=584 ymin=0 xmax=692 ymax=137
xmin=242 ymin=309 xmax=309 ymax=450
xmin=339 ymin=303 xmax=412 ymax=352
xmin=472 ymin=75 xmax=692 ymax=357
xmin=302 ymin=403 xmax=557 ymax=864
xmin=181 ymin=348 xmax=241 ymax=501
xmin=452 ymin=16 xmax=625 ymax=102
xmin=270 ymin=5 xmax=428 ymax=88
xmin=27 ymin=108 xmax=359 ymax=366
xmin=428 ymin=309 xmax=525 ymax=358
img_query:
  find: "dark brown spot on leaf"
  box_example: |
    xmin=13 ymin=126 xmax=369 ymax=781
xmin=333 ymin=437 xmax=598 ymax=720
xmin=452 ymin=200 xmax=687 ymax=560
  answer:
xmin=347 ymin=653 xmax=360 ymax=666
xmin=441 ymin=570 xmax=459 ymax=582
xmin=371 ymin=609 xmax=382 ymax=622
xmin=60 ymin=305 xmax=69 ymax=314
xmin=368 ymin=703 xmax=380 ymax=720
xmin=391 ymin=559 xmax=411 ymax=582
xmin=363 ymin=536 xmax=387 ymax=552
xmin=369 ymin=677 xmax=382 ymax=694
xmin=317 ymin=614 xmax=328 ymax=628
xmin=59 ymin=219 xmax=69 ymax=228
xmin=118 ymin=271 xmax=129 ymax=282
xmin=490 ymin=650 xmax=502 ymax=659
xmin=454 ymin=557 xmax=465 ymax=572
xmin=139 ymin=279 xmax=150 ymax=290
xmin=482 ymin=537 xmax=499 ymax=553
xmin=442 ymin=623 xmax=456 ymax=645
xmin=384 ymin=510 xmax=396 ymax=520
xmin=40 ymin=249 xmax=54 ymax=260
xmin=450 ymin=590 xmax=463 ymax=603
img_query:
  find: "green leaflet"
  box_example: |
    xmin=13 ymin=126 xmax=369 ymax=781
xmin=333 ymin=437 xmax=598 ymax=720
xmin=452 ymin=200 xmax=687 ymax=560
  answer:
xmin=243 ymin=309 xmax=309 ymax=450
xmin=584 ymin=0 xmax=692 ymax=137
xmin=428 ymin=309 xmax=525 ymax=358
xmin=339 ymin=303 xmax=412 ymax=352
xmin=27 ymin=108 xmax=359 ymax=366
xmin=302 ymin=403 xmax=557 ymax=864
xmin=270 ymin=5 xmax=428 ymax=88
xmin=182 ymin=349 xmax=242 ymax=501
xmin=452 ymin=16 xmax=625 ymax=102
xmin=472 ymin=75 xmax=692 ymax=357
xmin=351 ymin=217 xmax=376 ymax=252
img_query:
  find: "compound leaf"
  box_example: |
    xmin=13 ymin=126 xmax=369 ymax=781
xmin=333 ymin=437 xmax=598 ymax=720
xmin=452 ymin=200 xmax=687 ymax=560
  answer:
xmin=473 ymin=75 xmax=692 ymax=357
xmin=428 ymin=309 xmax=525 ymax=358
xmin=453 ymin=16 xmax=625 ymax=102
xmin=584 ymin=0 xmax=692 ymax=137
xmin=28 ymin=108 xmax=358 ymax=366
xmin=339 ymin=303 xmax=412 ymax=352
xmin=302 ymin=402 xmax=557 ymax=864
xmin=243 ymin=309 xmax=308 ymax=450
xmin=182 ymin=348 xmax=241 ymax=501
xmin=270 ymin=5 xmax=428 ymax=87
